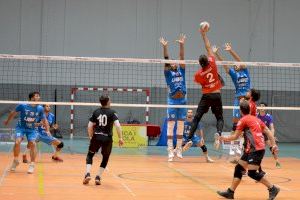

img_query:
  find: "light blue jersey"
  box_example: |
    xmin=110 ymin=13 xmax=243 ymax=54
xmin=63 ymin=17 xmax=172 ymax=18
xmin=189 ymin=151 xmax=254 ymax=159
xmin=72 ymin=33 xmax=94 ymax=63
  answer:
xmin=164 ymin=66 xmax=187 ymax=120
xmin=15 ymin=104 xmax=45 ymax=141
xmin=38 ymin=112 xmax=55 ymax=134
xmin=229 ymin=68 xmax=251 ymax=97
xmin=183 ymin=120 xmax=203 ymax=145
xmin=164 ymin=66 xmax=187 ymax=101
xmin=36 ymin=112 xmax=57 ymax=145
xmin=15 ymin=104 xmax=45 ymax=130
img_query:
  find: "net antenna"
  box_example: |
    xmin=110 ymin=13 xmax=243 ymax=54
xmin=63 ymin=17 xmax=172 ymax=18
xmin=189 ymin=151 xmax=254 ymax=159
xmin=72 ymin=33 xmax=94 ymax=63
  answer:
xmin=70 ymin=87 xmax=150 ymax=138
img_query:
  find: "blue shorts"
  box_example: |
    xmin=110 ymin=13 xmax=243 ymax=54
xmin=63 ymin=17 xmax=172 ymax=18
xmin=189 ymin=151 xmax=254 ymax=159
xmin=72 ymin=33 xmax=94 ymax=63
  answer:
xmin=36 ymin=132 xmax=57 ymax=145
xmin=233 ymin=97 xmax=241 ymax=118
xmin=15 ymin=127 xmax=38 ymax=142
xmin=167 ymin=97 xmax=187 ymax=120
xmin=183 ymin=135 xmax=201 ymax=146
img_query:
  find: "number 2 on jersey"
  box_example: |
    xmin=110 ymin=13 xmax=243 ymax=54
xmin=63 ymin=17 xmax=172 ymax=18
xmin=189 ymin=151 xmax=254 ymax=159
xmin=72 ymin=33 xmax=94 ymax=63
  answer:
xmin=97 ymin=114 xmax=107 ymax=126
xmin=206 ymin=72 xmax=215 ymax=83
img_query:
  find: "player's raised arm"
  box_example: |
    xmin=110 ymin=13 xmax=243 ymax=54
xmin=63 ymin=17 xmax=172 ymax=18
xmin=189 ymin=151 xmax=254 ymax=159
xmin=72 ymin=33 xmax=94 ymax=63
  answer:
xmin=159 ymin=37 xmax=171 ymax=70
xmin=176 ymin=34 xmax=186 ymax=68
xmin=200 ymin=29 xmax=213 ymax=57
xmin=224 ymin=43 xmax=246 ymax=69
xmin=213 ymin=45 xmax=230 ymax=73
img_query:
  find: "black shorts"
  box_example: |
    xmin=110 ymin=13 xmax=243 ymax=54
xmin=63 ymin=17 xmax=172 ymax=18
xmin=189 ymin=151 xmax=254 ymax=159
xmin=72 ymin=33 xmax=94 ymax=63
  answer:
xmin=240 ymin=150 xmax=265 ymax=166
xmin=197 ymin=93 xmax=223 ymax=115
xmin=88 ymin=135 xmax=113 ymax=155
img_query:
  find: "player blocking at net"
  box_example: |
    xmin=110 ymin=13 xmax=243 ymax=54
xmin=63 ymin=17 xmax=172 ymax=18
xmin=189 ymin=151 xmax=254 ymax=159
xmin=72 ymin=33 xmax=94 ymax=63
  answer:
xmin=3 ymin=92 xmax=49 ymax=174
xmin=188 ymin=22 xmax=224 ymax=149
xmin=160 ymin=34 xmax=187 ymax=161
xmin=83 ymin=94 xmax=124 ymax=185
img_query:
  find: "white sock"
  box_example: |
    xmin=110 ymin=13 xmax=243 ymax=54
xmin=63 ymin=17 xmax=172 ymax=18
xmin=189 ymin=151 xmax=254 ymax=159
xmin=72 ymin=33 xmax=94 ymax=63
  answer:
xmin=167 ymin=139 xmax=173 ymax=149
xmin=86 ymin=164 xmax=92 ymax=174
xmin=98 ymin=167 xmax=105 ymax=177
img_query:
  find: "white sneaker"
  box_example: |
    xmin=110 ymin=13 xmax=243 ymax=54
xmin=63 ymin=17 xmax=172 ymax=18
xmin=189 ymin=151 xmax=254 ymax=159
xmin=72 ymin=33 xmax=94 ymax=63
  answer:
xmin=214 ymin=133 xmax=220 ymax=150
xmin=206 ymin=156 xmax=214 ymax=163
xmin=10 ymin=160 xmax=19 ymax=172
xmin=27 ymin=163 xmax=35 ymax=174
xmin=168 ymin=148 xmax=174 ymax=162
xmin=183 ymin=141 xmax=193 ymax=152
xmin=175 ymin=147 xmax=183 ymax=159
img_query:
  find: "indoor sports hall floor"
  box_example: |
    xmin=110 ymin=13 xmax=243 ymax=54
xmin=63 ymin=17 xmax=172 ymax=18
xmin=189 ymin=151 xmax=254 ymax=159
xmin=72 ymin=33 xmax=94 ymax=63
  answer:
xmin=0 ymin=139 xmax=299 ymax=200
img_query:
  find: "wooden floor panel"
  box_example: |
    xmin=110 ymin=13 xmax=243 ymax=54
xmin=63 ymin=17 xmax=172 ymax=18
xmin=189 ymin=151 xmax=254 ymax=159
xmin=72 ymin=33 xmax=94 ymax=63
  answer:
xmin=0 ymin=153 xmax=299 ymax=200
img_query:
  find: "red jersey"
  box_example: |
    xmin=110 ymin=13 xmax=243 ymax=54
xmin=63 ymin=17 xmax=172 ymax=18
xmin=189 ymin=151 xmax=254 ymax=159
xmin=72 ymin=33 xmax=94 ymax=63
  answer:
xmin=236 ymin=114 xmax=266 ymax=153
xmin=249 ymin=99 xmax=257 ymax=116
xmin=194 ymin=56 xmax=222 ymax=94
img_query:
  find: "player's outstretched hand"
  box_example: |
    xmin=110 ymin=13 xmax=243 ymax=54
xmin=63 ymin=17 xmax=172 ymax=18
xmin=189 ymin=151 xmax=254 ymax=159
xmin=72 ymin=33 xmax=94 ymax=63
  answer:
xmin=159 ymin=37 xmax=168 ymax=46
xmin=176 ymin=34 xmax=186 ymax=44
xmin=224 ymin=42 xmax=232 ymax=51
xmin=212 ymin=45 xmax=219 ymax=54
xmin=119 ymin=138 xmax=124 ymax=147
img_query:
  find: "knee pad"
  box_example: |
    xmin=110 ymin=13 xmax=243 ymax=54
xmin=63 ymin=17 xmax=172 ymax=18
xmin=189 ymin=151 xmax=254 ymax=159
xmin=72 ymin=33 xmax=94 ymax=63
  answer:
xmin=248 ymin=170 xmax=264 ymax=181
xmin=234 ymin=164 xmax=245 ymax=179
xmin=57 ymin=142 xmax=64 ymax=149
xmin=200 ymin=145 xmax=207 ymax=153
xmin=86 ymin=151 xmax=95 ymax=164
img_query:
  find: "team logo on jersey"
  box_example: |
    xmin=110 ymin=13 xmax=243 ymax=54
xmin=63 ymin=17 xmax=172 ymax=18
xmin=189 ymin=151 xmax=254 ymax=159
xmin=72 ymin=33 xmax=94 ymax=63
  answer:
xmin=30 ymin=112 xmax=35 ymax=116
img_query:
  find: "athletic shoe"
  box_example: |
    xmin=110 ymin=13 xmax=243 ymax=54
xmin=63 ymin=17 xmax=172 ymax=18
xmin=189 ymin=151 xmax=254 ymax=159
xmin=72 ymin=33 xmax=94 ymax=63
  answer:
xmin=95 ymin=176 xmax=101 ymax=185
xmin=83 ymin=173 xmax=91 ymax=185
xmin=27 ymin=163 xmax=35 ymax=174
xmin=268 ymin=185 xmax=280 ymax=200
xmin=214 ymin=133 xmax=220 ymax=150
xmin=217 ymin=188 xmax=234 ymax=199
xmin=168 ymin=147 xmax=174 ymax=162
xmin=175 ymin=147 xmax=183 ymax=159
xmin=52 ymin=156 xmax=63 ymax=162
xmin=10 ymin=160 xmax=19 ymax=172
xmin=182 ymin=141 xmax=193 ymax=152
xmin=275 ymin=161 xmax=281 ymax=169
xmin=206 ymin=156 xmax=214 ymax=163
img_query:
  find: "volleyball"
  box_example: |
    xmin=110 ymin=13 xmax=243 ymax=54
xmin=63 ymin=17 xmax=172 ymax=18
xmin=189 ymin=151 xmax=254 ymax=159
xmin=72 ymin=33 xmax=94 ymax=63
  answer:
xmin=200 ymin=21 xmax=210 ymax=32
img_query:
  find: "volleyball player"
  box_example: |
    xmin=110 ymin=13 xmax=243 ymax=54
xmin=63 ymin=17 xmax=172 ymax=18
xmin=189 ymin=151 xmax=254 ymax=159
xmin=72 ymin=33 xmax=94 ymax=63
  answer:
xmin=258 ymin=102 xmax=281 ymax=168
xmin=217 ymin=100 xmax=280 ymax=200
xmin=160 ymin=34 xmax=187 ymax=161
xmin=22 ymin=104 xmax=64 ymax=163
xmin=188 ymin=26 xmax=224 ymax=150
xmin=182 ymin=110 xmax=214 ymax=163
xmin=212 ymin=43 xmax=251 ymax=131
xmin=83 ymin=94 xmax=124 ymax=185
xmin=4 ymin=92 xmax=49 ymax=174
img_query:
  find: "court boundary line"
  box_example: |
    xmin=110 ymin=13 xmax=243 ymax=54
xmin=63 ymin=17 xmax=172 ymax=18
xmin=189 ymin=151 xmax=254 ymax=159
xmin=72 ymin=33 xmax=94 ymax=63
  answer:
xmin=106 ymin=167 xmax=136 ymax=197
xmin=0 ymin=144 xmax=14 ymax=186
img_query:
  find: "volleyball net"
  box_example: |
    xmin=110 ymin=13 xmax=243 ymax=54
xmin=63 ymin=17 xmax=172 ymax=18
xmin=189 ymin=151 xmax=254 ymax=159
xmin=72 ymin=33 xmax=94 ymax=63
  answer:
xmin=0 ymin=54 xmax=299 ymax=142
